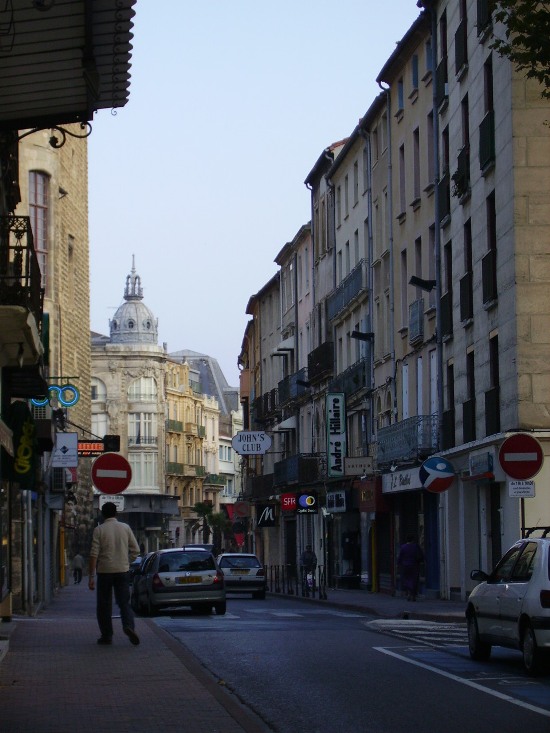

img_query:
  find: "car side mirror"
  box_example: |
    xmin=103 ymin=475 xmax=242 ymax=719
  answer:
xmin=470 ymin=569 xmax=489 ymax=582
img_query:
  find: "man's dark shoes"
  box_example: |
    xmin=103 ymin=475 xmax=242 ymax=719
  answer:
xmin=123 ymin=627 xmax=140 ymax=646
xmin=97 ymin=636 xmax=112 ymax=645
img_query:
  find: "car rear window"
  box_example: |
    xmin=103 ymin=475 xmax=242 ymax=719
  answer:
xmin=220 ymin=556 xmax=261 ymax=569
xmin=158 ymin=551 xmax=215 ymax=573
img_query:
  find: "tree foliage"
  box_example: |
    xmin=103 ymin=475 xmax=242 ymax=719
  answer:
xmin=490 ymin=1 xmax=550 ymax=98
xmin=192 ymin=501 xmax=213 ymax=542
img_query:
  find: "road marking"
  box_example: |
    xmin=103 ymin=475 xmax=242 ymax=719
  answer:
xmin=374 ymin=646 xmax=550 ymax=718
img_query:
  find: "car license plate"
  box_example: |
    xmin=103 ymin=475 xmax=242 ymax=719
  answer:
xmin=231 ymin=569 xmax=250 ymax=575
xmin=176 ymin=576 xmax=201 ymax=584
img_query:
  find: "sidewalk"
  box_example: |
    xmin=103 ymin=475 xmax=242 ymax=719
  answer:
xmin=0 ymin=583 xmax=466 ymax=733
xmin=0 ymin=583 xmax=270 ymax=733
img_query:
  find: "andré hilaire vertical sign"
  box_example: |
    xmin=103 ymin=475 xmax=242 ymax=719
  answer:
xmin=327 ymin=393 xmax=347 ymax=478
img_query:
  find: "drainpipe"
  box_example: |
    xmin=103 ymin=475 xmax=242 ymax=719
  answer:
xmin=378 ymin=81 xmax=397 ymax=423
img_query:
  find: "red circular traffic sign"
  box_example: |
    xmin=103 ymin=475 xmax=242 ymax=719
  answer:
xmin=91 ymin=452 xmax=132 ymax=495
xmin=498 ymin=434 xmax=544 ymax=480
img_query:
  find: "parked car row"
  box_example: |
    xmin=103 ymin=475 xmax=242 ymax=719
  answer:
xmin=129 ymin=548 xmax=267 ymax=616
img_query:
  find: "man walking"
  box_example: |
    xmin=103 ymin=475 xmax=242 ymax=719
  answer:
xmin=88 ymin=501 xmax=141 ymax=646
xmin=72 ymin=552 xmax=84 ymax=584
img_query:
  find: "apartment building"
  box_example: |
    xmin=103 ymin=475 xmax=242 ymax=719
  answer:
xmin=239 ymin=2 xmax=550 ymax=599
xmin=0 ymin=1 xmax=136 ymax=618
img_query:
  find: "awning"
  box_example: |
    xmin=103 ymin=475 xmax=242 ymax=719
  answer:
xmin=0 ymin=0 xmax=136 ymax=131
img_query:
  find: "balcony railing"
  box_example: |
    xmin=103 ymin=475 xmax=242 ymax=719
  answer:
xmin=166 ymin=462 xmax=204 ymax=477
xmin=377 ymin=415 xmax=438 ymax=466
xmin=185 ymin=422 xmax=198 ymax=435
xmin=128 ymin=436 xmax=158 ymax=446
xmin=204 ymin=473 xmax=225 ymax=486
xmin=327 ymin=259 xmax=367 ymax=321
xmin=328 ymin=357 xmax=369 ymax=397
xmin=273 ymin=454 xmax=320 ymax=487
xmin=0 ymin=215 xmax=43 ymax=322
xmin=247 ymin=472 xmax=274 ymax=500
xmin=166 ymin=419 xmax=183 ymax=432
xmin=278 ymin=368 xmax=309 ymax=406
xmin=307 ymin=341 xmax=334 ymax=383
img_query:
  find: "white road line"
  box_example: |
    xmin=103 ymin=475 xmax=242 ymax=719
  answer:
xmin=374 ymin=646 xmax=550 ymax=718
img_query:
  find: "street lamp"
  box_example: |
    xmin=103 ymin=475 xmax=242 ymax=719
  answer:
xmin=409 ymin=275 xmax=436 ymax=292
xmin=350 ymin=331 xmax=375 ymax=341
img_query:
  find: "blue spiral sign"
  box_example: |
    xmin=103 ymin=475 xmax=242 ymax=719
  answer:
xmin=31 ymin=384 xmax=80 ymax=408
xmin=419 ymin=456 xmax=455 ymax=493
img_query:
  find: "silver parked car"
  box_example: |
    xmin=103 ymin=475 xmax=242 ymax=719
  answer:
xmin=466 ymin=532 xmax=550 ymax=675
xmin=132 ymin=547 xmax=226 ymax=616
xmin=217 ymin=553 xmax=267 ymax=599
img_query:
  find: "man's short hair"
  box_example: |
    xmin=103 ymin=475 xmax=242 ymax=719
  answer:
xmin=101 ymin=502 xmax=117 ymax=518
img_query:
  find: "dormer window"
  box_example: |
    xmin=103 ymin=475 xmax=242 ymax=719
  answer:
xmin=128 ymin=320 xmax=135 ymax=329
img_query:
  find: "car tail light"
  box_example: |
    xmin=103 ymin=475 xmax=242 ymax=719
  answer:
xmin=213 ymin=570 xmax=224 ymax=585
xmin=256 ymin=568 xmax=265 ymax=577
xmin=540 ymin=590 xmax=550 ymax=608
xmin=152 ymin=573 xmax=164 ymax=590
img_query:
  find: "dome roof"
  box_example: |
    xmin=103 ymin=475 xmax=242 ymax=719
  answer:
xmin=109 ymin=258 xmax=158 ymax=344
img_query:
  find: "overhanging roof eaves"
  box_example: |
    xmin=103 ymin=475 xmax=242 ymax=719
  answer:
xmin=0 ymin=0 xmax=136 ymax=131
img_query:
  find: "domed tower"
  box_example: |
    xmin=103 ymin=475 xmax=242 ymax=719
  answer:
xmin=109 ymin=257 xmax=158 ymax=344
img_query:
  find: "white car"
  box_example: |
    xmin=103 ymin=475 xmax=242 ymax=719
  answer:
xmin=466 ymin=533 xmax=550 ymax=675
xmin=217 ymin=553 xmax=267 ymax=599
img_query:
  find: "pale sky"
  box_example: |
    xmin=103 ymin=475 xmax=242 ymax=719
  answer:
xmin=89 ymin=1 xmax=422 ymax=387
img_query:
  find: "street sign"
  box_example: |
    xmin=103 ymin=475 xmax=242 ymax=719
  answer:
xmin=508 ymin=479 xmax=536 ymax=498
xmin=91 ymin=452 xmax=132 ymax=495
xmin=99 ymin=493 xmax=125 ymax=511
xmin=498 ymin=433 xmax=544 ymax=480
xmin=419 ymin=456 xmax=455 ymax=493
xmin=231 ymin=431 xmax=272 ymax=455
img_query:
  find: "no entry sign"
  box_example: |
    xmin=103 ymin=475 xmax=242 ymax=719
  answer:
xmin=91 ymin=452 xmax=132 ymax=495
xmin=498 ymin=434 xmax=544 ymax=480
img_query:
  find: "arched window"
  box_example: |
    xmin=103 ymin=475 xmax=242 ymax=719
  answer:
xmin=128 ymin=376 xmax=157 ymax=401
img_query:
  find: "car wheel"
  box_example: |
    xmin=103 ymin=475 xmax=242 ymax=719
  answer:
xmin=253 ymin=590 xmax=266 ymax=600
xmin=467 ymin=613 xmax=491 ymax=661
xmin=195 ymin=604 xmax=211 ymax=615
xmin=214 ymin=601 xmax=226 ymax=615
xmin=522 ymin=624 xmax=546 ymax=676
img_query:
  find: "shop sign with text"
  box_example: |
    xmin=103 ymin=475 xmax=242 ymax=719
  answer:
xmin=327 ymin=393 xmax=347 ymax=478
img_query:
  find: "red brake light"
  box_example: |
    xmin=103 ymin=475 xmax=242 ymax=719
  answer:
xmin=213 ymin=570 xmax=224 ymax=585
xmin=540 ymin=590 xmax=550 ymax=608
xmin=256 ymin=568 xmax=265 ymax=577
xmin=152 ymin=573 xmax=163 ymax=590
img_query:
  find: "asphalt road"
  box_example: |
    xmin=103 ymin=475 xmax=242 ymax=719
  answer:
xmin=150 ymin=596 xmax=550 ymax=733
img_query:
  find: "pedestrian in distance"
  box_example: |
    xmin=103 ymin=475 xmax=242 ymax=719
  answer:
xmin=72 ymin=552 xmax=84 ymax=584
xmin=300 ymin=544 xmax=318 ymax=593
xmin=88 ymin=501 xmax=141 ymax=646
xmin=397 ymin=535 xmax=424 ymax=601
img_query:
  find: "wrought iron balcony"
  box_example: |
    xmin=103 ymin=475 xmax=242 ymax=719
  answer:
xmin=246 ymin=472 xmax=274 ymax=500
xmin=377 ymin=415 xmax=439 ymax=466
xmin=0 ymin=215 xmax=44 ymax=362
xmin=328 ymin=357 xmax=369 ymax=397
xmin=327 ymin=259 xmax=367 ymax=322
xmin=307 ymin=341 xmax=334 ymax=383
xmin=278 ymin=368 xmax=309 ymax=406
xmin=128 ymin=436 xmax=158 ymax=446
xmin=273 ymin=454 xmax=320 ymax=487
